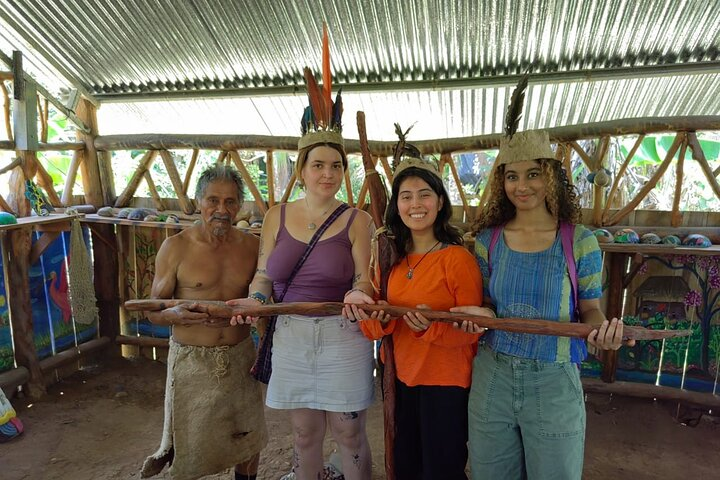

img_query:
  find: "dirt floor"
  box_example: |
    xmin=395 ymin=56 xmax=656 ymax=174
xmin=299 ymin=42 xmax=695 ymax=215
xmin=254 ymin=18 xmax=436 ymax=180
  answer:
xmin=2 ymin=355 xmax=720 ymax=480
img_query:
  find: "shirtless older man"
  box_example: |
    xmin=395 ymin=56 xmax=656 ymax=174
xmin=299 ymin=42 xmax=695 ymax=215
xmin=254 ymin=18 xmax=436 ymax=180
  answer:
xmin=141 ymin=165 xmax=267 ymax=480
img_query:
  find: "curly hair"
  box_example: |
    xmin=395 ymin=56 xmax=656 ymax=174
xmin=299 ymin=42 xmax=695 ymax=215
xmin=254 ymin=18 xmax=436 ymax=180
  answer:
xmin=385 ymin=167 xmax=462 ymax=259
xmin=472 ymin=159 xmax=580 ymax=233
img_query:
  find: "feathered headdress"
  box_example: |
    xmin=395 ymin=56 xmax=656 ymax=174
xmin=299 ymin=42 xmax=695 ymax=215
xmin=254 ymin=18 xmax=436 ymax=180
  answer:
xmin=298 ymin=24 xmax=344 ymax=151
xmin=495 ymin=73 xmax=555 ymax=165
xmin=391 ymin=123 xmax=440 ymax=179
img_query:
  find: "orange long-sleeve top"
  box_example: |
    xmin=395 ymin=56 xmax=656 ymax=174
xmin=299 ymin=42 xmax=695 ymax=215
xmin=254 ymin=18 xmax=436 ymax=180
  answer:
xmin=360 ymin=244 xmax=483 ymax=388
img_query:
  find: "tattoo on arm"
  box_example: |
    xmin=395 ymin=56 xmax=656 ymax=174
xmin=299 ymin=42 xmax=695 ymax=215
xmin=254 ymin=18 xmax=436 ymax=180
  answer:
xmin=352 ymin=273 xmax=361 ymax=286
xmin=256 ymin=268 xmax=267 ymax=275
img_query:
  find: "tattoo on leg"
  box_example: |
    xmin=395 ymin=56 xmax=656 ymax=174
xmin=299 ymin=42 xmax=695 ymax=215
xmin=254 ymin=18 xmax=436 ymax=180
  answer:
xmin=341 ymin=411 xmax=359 ymax=421
xmin=353 ymin=453 xmax=361 ymax=469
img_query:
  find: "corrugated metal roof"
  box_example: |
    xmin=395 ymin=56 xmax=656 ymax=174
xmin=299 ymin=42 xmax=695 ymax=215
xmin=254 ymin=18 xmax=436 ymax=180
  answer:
xmin=1 ymin=0 xmax=719 ymax=141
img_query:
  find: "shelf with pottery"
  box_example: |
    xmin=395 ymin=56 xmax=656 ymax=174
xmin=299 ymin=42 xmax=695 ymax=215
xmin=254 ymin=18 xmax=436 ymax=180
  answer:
xmin=80 ymin=213 xmax=262 ymax=236
xmin=0 ymin=212 xmax=81 ymax=231
xmin=599 ymin=243 xmax=720 ymax=256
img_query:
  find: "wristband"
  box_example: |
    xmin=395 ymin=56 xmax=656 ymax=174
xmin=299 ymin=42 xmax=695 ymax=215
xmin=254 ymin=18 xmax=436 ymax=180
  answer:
xmin=343 ymin=288 xmax=365 ymax=300
xmin=249 ymin=291 xmax=268 ymax=305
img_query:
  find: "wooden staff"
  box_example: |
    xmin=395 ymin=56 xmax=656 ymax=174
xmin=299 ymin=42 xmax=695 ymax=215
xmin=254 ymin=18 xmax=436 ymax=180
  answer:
xmin=124 ymin=299 xmax=691 ymax=341
xmin=357 ymin=110 xmax=394 ymax=478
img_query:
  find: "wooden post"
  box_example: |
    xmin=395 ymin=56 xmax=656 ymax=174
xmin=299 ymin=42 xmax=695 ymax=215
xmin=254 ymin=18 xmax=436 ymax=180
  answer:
xmin=378 ymin=156 xmax=394 ymax=184
xmin=92 ymin=223 xmax=120 ymax=345
xmin=344 ymin=169 xmax=354 ymax=206
xmin=75 ymin=98 xmax=106 ymax=207
xmin=159 ymin=150 xmax=195 ymax=215
xmin=671 ymin=137 xmax=687 ymax=227
xmin=29 ymin=154 xmax=62 ymax=207
xmin=443 ymin=153 xmax=472 ymax=222
xmin=602 ymin=135 xmax=644 ymax=222
xmin=61 ymin=152 xmax=82 ymax=206
xmin=687 ymin=132 xmax=720 ymax=202
xmin=280 ymin=172 xmax=298 ymax=204
xmin=115 ymin=150 xmax=156 ymax=207
xmin=569 ymin=141 xmax=593 ymax=171
xmin=266 ymin=149 xmax=275 ymax=207
xmin=143 ymin=171 xmax=165 ymax=211
xmin=607 ymin=133 xmax=683 ymax=225
xmin=182 ymin=148 xmax=199 ymax=195
xmin=0 ymin=80 xmax=11 ymax=141
xmin=592 ymin=136 xmax=610 ymax=226
xmin=228 ymin=151 xmax=267 ymax=214
xmin=5 ymin=53 xmax=45 ymax=396
xmin=602 ymin=252 xmax=629 ymax=383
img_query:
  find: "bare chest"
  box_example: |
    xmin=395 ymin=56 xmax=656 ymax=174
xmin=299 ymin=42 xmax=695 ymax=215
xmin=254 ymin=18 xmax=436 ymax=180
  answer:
xmin=175 ymin=246 xmax=256 ymax=300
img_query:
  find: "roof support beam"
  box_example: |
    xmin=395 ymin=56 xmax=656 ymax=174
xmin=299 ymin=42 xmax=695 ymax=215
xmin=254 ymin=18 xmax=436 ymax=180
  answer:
xmin=0 ymin=7 xmax=99 ymax=107
xmin=0 ymin=49 xmax=90 ymax=132
xmin=94 ymin=61 xmax=720 ymax=102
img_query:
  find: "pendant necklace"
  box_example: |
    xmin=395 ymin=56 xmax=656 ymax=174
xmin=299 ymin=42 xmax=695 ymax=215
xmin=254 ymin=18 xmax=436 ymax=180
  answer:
xmin=405 ymin=241 xmax=441 ymax=279
xmin=305 ymin=197 xmax=334 ymax=230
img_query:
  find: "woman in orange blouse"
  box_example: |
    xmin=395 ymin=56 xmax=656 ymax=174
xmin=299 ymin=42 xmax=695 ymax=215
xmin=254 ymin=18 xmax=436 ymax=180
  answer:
xmin=346 ymin=158 xmax=494 ymax=480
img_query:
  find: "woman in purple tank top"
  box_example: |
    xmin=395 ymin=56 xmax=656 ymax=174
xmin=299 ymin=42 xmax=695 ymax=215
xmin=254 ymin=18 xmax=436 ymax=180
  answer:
xmin=228 ymin=64 xmax=377 ymax=480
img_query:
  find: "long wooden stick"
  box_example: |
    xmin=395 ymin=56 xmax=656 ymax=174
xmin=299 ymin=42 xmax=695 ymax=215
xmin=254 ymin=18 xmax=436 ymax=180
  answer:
xmin=124 ymin=299 xmax=690 ymax=341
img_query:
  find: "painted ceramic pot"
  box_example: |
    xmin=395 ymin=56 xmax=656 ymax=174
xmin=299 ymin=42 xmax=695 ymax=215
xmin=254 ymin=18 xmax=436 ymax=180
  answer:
xmin=640 ymin=233 xmax=662 ymax=244
xmin=682 ymin=234 xmax=712 ymax=247
xmin=0 ymin=212 xmax=18 ymax=225
xmin=661 ymin=235 xmax=681 ymax=245
xmin=594 ymin=228 xmax=614 ymax=243
xmin=614 ymin=228 xmax=640 ymax=244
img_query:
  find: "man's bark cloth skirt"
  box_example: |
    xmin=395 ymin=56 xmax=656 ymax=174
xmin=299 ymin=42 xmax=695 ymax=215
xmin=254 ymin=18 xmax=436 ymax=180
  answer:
xmin=266 ymin=314 xmax=374 ymax=412
xmin=141 ymin=336 xmax=268 ymax=479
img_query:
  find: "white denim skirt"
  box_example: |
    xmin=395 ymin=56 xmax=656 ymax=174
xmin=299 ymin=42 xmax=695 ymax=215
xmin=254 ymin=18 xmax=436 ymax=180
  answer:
xmin=266 ymin=314 xmax=374 ymax=412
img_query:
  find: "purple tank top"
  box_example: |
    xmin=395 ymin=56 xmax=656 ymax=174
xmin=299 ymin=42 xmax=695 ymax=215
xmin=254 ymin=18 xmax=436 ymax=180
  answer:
xmin=266 ymin=204 xmax=359 ymax=303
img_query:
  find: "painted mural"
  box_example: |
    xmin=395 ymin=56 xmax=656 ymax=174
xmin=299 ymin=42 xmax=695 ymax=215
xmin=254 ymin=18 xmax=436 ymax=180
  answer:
xmin=0 ymin=251 xmax=10 ymax=372
xmin=0 ymin=228 xmax=98 ymax=373
xmin=582 ymin=254 xmax=720 ymax=393
xmin=119 ymin=226 xmax=171 ymax=339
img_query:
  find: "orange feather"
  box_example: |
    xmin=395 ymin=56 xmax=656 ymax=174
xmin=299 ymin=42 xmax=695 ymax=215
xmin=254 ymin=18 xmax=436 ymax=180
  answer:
xmin=303 ymin=67 xmax=327 ymax=128
xmin=322 ymin=23 xmax=332 ymax=125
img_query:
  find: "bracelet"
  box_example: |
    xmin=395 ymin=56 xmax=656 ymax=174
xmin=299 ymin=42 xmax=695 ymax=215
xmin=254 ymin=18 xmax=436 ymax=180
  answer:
xmin=343 ymin=288 xmax=366 ymax=300
xmin=249 ymin=291 xmax=268 ymax=305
